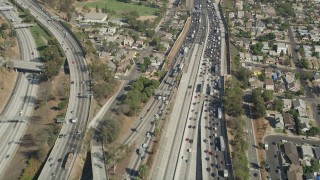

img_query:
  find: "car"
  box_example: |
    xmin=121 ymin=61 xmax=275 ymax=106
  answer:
xmin=147 ymin=108 xmax=150 ymax=112
xmin=48 ymin=158 xmax=53 ymax=162
xmin=50 ymin=163 xmax=55 ymax=167
xmin=57 ymin=158 xmax=62 ymax=162
xmin=58 ymin=134 xmax=63 ymax=138
xmin=71 ymin=81 xmax=74 ymax=84
xmin=187 ymin=149 xmax=192 ymax=153
xmin=189 ymin=139 xmax=194 ymax=143
xmin=185 ymin=138 xmax=189 ymax=141
xmin=51 ymin=172 xmax=56 ymax=176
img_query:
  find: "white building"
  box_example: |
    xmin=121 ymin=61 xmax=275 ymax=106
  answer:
xmin=277 ymin=43 xmax=287 ymax=54
xmin=83 ymin=12 xmax=108 ymax=23
xmin=301 ymin=145 xmax=314 ymax=160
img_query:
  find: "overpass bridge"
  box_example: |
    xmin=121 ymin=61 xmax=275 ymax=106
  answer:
xmin=90 ymin=140 xmax=108 ymax=180
xmin=14 ymin=24 xmax=36 ymax=29
xmin=1 ymin=60 xmax=43 ymax=72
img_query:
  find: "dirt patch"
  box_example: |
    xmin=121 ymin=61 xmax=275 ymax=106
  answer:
xmin=165 ymin=17 xmax=191 ymax=69
xmin=0 ymin=70 xmax=18 ymax=113
xmin=4 ymin=72 xmax=70 ymax=179
xmin=253 ymin=118 xmax=269 ymax=180
xmin=137 ymin=16 xmax=157 ymax=21
xmin=108 ymin=146 xmax=135 ymax=180
xmin=225 ymin=114 xmax=235 ymax=154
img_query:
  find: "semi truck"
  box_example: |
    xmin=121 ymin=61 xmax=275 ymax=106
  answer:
xmin=219 ymin=136 xmax=225 ymax=151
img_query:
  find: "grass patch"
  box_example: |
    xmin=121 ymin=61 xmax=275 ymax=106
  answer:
xmin=77 ymin=0 xmax=158 ymax=16
xmin=222 ymin=0 xmax=236 ymax=12
xmin=30 ymin=25 xmax=49 ymax=52
xmin=20 ymin=158 xmax=41 ymax=180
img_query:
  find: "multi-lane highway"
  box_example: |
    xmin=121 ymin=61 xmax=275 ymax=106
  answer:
xmin=0 ymin=1 xmax=40 ymax=177
xmin=13 ymin=0 xmax=91 ymax=179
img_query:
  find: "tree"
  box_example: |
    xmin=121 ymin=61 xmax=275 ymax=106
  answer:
xmin=138 ymin=164 xmax=149 ymax=178
xmin=258 ymin=71 xmax=266 ymax=81
xmin=306 ymin=127 xmax=320 ymax=136
xmin=235 ymin=68 xmax=252 ymax=88
xmin=95 ymin=4 xmax=99 ymax=13
xmin=0 ymin=23 xmax=8 ymax=30
xmin=301 ymin=59 xmax=309 ymax=69
xmin=303 ymin=159 xmax=320 ymax=173
xmin=262 ymin=90 xmax=273 ymax=102
xmin=223 ymin=86 xmax=244 ymax=117
xmin=252 ymin=88 xmax=266 ymax=118
xmin=273 ymin=99 xmax=284 ymax=112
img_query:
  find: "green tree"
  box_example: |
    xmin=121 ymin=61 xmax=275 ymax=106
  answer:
xmin=138 ymin=164 xmax=149 ymax=178
xmin=223 ymin=86 xmax=244 ymax=117
xmin=301 ymin=59 xmax=309 ymax=69
xmin=262 ymin=90 xmax=273 ymax=102
xmin=306 ymin=127 xmax=320 ymax=136
xmin=303 ymin=159 xmax=320 ymax=173
xmin=252 ymin=88 xmax=266 ymax=118
xmin=273 ymin=99 xmax=284 ymax=112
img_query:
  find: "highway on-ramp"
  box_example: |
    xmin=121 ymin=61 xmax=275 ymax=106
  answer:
xmin=0 ymin=1 xmax=40 ymax=177
xmin=15 ymin=0 xmax=91 ymax=179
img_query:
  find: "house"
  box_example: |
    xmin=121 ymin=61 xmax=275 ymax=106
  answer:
xmin=284 ymin=143 xmax=300 ymax=165
xmin=315 ymin=45 xmax=320 ymax=53
xmin=250 ymin=79 xmax=264 ymax=89
xmin=301 ymin=145 xmax=314 ymax=160
xmin=313 ymin=147 xmax=320 ymax=159
xmin=237 ymin=11 xmax=244 ymax=19
xmin=265 ymin=68 xmax=273 ymax=77
xmin=275 ymin=83 xmax=286 ymax=93
xmin=287 ymin=82 xmax=299 ymax=92
xmin=287 ymin=164 xmax=303 ymax=180
xmin=283 ymin=112 xmax=295 ymax=130
xmin=251 ymin=55 xmax=263 ymax=62
xmin=277 ymin=43 xmax=287 ymax=54
xmin=300 ymin=117 xmax=311 ymax=131
xmin=123 ymin=36 xmax=134 ymax=47
xmin=99 ymin=27 xmax=108 ymax=35
xmin=256 ymin=20 xmax=266 ymax=32
xmin=293 ymin=99 xmax=306 ymax=110
xmin=283 ymin=72 xmax=296 ymax=84
xmin=274 ymin=113 xmax=284 ymax=129
xmin=83 ymin=12 xmax=108 ymax=23
xmin=265 ymin=57 xmax=275 ymax=64
xmin=265 ymin=79 xmax=274 ymax=90
xmin=107 ymin=27 xmax=117 ymax=35
xmin=108 ymin=18 xmax=126 ymax=26
xmin=283 ymin=99 xmax=292 ymax=111
xmin=262 ymin=42 xmax=270 ymax=53
xmin=78 ymin=23 xmax=92 ymax=32
xmin=252 ymin=67 xmax=262 ymax=76
xmin=314 ymin=73 xmax=320 ymax=81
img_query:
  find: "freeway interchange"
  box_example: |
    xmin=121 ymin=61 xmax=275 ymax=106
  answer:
xmin=0 ymin=0 xmax=234 ymax=179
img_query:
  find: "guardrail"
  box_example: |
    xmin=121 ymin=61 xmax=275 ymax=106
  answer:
xmin=217 ymin=2 xmax=231 ymax=75
xmin=58 ymin=20 xmax=87 ymax=57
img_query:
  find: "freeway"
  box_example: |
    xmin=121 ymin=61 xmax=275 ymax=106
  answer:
xmin=15 ymin=0 xmax=91 ymax=179
xmin=0 ymin=1 xmax=40 ymax=177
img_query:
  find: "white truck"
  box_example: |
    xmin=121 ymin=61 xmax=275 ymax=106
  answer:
xmin=70 ymin=118 xmax=77 ymax=123
xmin=217 ymin=108 xmax=222 ymax=119
xmin=223 ymin=169 xmax=228 ymax=177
